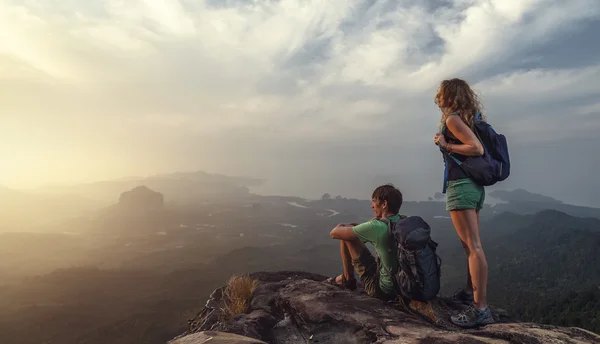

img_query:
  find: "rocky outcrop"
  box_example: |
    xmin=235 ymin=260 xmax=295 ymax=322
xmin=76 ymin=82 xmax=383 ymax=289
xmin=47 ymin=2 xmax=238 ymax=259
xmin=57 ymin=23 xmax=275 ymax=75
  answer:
xmin=174 ymin=271 xmax=600 ymax=344
xmin=118 ymin=185 xmax=164 ymax=210
xmin=169 ymin=331 xmax=267 ymax=344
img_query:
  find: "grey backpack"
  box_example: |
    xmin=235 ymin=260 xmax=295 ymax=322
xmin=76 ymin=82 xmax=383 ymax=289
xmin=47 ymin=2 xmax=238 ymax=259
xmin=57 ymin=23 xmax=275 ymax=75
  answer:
xmin=379 ymin=216 xmax=441 ymax=302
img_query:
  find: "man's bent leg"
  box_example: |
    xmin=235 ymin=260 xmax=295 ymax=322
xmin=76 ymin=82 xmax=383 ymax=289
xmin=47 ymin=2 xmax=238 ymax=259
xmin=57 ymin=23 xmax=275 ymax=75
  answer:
xmin=344 ymin=239 xmax=368 ymax=258
xmin=340 ymin=240 xmax=355 ymax=281
xmin=332 ymin=239 xmax=368 ymax=285
xmin=345 ymin=241 xmax=380 ymax=298
xmin=330 ymin=239 xmax=367 ymax=288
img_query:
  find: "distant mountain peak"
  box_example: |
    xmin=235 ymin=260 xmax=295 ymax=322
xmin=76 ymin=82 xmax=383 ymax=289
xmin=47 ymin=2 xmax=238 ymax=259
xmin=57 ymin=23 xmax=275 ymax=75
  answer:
xmin=529 ymin=209 xmax=600 ymax=229
xmin=533 ymin=208 xmax=572 ymax=218
xmin=489 ymin=188 xmax=562 ymax=204
xmin=118 ymin=185 xmax=164 ymax=209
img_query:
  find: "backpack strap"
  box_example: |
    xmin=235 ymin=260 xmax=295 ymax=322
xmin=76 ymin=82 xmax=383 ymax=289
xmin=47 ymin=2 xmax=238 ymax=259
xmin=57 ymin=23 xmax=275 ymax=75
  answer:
xmin=439 ymin=111 xmax=469 ymax=155
xmin=404 ymin=247 xmax=421 ymax=289
xmin=377 ymin=217 xmax=395 ymax=265
xmin=440 ymin=111 xmax=485 ymax=193
xmin=471 ymin=113 xmax=487 ymax=155
xmin=389 ymin=217 xmax=422 ymax=289
xmin=428 ymin=239 xmax=443 ymax=277
xmin=440 ymin=112 xmax=463 ymax=193
xmin=379 ymin=216 xmax=422 ymax=291
xmin=440 ymin=147 xmax=462 ymax=194
xmin=377 ymin=217 xmax=402 ymax=294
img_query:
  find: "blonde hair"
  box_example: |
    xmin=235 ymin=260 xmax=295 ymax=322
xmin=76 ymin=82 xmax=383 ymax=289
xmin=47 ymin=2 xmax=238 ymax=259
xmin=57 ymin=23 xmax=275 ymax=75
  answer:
xmin=435 ymin=78 xmax=486 ymax=129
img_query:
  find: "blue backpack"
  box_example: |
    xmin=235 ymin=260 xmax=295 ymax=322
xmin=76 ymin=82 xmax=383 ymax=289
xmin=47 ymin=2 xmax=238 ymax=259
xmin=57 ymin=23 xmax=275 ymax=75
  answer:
xmin=442 ymin=113 xmax=510 ymax=192
xmin=378 ymin=216 xmax=441 ymax=302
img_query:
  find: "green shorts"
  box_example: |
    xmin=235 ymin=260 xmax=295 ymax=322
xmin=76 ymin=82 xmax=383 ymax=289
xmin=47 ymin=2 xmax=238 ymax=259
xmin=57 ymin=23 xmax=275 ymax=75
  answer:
xmin=445 ymin=178 xmax=485 ymax=211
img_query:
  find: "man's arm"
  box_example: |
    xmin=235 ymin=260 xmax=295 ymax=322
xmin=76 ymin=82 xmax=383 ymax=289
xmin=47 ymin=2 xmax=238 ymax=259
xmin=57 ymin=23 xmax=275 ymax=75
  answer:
xmin=330 ymin=224 xmax=359 ymax=241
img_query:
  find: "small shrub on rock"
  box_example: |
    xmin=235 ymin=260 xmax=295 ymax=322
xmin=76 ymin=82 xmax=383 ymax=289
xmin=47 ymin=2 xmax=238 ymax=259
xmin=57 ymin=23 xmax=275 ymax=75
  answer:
xmin=219 ymin=275 xmax=258 ymax=321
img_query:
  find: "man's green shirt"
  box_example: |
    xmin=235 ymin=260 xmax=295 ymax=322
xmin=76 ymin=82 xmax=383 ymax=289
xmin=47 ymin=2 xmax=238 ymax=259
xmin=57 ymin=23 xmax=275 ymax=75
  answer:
xmin=352 ymin=215 xmax=402 ymax=294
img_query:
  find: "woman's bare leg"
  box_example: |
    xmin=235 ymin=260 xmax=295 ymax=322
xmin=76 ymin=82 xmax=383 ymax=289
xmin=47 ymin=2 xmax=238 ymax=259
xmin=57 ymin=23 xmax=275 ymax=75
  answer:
xmin=450 ymin=209 xmax=488 ymax=308
xmin=460 ymin=239 xmax=474 ymax=293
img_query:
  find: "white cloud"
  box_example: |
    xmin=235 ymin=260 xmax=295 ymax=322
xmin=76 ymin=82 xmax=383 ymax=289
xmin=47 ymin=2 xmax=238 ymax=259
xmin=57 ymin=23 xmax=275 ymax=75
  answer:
xmin=105 ymin=0 xmax=196 ymax=36
xmin=475 ymin=66 xmax=600 ymax=101
xmin=577 ymin=102 xmax=600 ymax=116
xmin=2 ymin=1 xmax=598 ymax=113
xmin=1 ymin=0 xmax=600 ymax=196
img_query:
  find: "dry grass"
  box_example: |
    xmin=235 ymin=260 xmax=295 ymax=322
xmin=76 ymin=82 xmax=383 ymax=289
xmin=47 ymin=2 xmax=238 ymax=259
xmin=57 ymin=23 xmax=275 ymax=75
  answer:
xmin=219 ymin=274 xmax=259 ymax=322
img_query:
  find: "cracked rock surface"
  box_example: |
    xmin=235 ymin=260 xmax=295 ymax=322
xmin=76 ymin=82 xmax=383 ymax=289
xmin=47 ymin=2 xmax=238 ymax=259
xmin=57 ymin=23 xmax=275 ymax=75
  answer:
xmin=172 ymin=271 xmax=600 ymax=344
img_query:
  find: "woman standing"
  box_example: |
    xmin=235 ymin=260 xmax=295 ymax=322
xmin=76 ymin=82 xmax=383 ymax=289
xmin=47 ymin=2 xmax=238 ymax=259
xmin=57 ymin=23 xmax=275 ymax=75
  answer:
xmin=433 ymin=78 xmax=494 ymax=328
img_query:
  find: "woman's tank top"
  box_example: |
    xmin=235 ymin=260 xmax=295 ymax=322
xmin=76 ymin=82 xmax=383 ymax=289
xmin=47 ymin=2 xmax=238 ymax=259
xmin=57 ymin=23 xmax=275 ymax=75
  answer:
xmin=441 ymin=116 xmax=469 ymax=181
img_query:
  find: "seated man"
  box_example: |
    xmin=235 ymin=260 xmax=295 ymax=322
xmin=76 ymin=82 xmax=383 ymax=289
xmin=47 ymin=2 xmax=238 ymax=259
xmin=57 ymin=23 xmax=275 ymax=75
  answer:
xmin=326 ymin=184 xmax=403 ymax=301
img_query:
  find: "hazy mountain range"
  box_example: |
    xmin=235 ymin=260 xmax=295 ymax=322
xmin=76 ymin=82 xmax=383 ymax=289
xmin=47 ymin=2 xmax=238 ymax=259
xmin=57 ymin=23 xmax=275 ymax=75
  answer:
xmin=0 ymin=171 xmax=598 ymax=344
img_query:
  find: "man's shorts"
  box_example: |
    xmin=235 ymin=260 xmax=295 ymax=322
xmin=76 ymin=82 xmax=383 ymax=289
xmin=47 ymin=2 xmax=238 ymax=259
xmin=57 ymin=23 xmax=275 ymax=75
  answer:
xmin=445 ymin=178 xmax=485 ymax=211
xmin=351 ymin=247 xmax=396 ymax=301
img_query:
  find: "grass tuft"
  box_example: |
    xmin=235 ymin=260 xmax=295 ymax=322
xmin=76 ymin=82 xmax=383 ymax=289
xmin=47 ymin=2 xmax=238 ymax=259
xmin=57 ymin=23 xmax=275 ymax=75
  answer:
xmin=219 ymin=274 xmax=258 ymax=322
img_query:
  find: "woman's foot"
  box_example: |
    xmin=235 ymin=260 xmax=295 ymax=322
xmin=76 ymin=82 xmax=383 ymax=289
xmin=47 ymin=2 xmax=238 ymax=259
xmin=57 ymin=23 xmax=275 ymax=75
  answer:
xmin=325 ymin=274 xmax=357 ymax=291
xmin=450 ymin=303 xmax=495 ymax=328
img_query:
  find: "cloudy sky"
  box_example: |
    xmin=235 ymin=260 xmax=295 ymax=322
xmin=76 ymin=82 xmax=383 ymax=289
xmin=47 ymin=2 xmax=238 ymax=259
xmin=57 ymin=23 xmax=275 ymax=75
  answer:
xmin=1 ymin=0 xmax=600 ymax=206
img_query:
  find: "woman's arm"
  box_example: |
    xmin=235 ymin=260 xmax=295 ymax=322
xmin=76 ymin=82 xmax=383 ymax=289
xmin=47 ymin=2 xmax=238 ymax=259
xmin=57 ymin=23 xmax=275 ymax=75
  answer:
xmin=438 ymin=116 xmax=484 ymax=156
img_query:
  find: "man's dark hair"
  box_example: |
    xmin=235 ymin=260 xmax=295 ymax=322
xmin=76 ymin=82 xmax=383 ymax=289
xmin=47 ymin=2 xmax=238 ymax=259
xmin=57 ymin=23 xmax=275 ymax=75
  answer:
xmin=372 ymin=184 xmax=403 ymax=214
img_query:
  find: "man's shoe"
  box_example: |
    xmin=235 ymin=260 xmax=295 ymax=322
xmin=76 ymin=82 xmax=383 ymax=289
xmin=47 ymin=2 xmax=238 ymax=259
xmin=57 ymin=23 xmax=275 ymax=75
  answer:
xmin=325 ymin=274 xmax=357 ymax=291
xmin=450 ymin=304 xmax=495 ymax=328
xmin=451 ymin=288 xmax=474 ymax=304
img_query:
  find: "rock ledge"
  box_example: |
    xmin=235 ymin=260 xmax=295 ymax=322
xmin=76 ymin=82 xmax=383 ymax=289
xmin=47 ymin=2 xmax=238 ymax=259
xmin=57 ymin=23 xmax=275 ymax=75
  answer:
xmin=172 ymin=271 xmax=600 ymax=344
